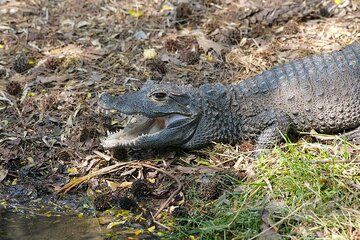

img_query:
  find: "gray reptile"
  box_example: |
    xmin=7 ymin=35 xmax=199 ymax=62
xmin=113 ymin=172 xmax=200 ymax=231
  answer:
xmin=99 ymin=41 xmax=360 ymax=151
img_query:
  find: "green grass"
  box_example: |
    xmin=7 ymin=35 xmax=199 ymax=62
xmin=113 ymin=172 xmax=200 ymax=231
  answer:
xmin=169 ymin=140 xmax=360 ymax=239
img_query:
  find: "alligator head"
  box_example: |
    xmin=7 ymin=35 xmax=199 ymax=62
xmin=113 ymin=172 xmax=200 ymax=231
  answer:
xmin=99 ymin=80 xmax=204 ymax=149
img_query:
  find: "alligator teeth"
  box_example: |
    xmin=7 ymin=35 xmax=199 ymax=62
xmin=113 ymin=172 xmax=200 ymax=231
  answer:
xmin=99 ymin=108 xmax=119 ymax=115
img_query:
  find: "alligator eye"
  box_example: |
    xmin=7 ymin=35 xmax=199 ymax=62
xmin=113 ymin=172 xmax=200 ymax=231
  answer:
xmin=151 ymin=92 xmax=167 ymax=101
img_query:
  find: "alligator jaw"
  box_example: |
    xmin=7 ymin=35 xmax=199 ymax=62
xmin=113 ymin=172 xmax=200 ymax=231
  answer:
xmin=101 ymin=113 xmax=188 ymax=148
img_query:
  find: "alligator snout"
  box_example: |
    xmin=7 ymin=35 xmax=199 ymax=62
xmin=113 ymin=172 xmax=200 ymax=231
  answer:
xmin=99 ymin=92 xmax=110 ymax=102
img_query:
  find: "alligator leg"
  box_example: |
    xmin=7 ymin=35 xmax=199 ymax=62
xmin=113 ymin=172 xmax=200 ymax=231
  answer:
xmin=344 ymin=126 xmax=360 ymax=144
xmin=254 ymin=111 xmax=291 ymax=153
xmin=256 ymin=125 xmax=282 ymax=150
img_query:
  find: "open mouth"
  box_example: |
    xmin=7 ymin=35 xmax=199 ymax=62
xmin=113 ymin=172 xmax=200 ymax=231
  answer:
xmin=101 ymin=111 xmax=189 ymax=148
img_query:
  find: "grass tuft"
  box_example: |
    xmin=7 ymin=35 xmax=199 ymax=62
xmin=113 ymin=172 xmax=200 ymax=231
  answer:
xmin=170 ymin=140 xmax=360 ymax=239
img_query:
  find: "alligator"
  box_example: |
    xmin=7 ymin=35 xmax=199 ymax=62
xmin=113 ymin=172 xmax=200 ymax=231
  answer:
xmin=99 ymin=41 xmax=360 ymax=151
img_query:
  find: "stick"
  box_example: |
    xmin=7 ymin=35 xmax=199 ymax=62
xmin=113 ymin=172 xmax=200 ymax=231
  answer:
xmin=136 ymin=163 xmax=183 ymax=219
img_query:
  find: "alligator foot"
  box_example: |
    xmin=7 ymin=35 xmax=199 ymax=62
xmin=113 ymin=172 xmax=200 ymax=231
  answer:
xmin=344 ymin=126 xmax=360 ymax=144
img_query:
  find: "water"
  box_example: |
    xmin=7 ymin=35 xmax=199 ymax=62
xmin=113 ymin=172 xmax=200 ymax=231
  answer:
xmin=0 ymin=209 xmax=107 ymax=240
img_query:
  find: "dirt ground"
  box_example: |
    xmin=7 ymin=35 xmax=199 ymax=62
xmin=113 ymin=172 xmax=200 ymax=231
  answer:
xmin=0 ymin=0 xmax=359 ymax=238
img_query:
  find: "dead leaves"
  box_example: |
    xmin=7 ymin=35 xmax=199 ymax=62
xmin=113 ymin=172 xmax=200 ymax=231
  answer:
xmin=180 ymin=29 xmax=227 ymax=55
xmin=57 ymin=160 xmax=184 ymax=219
xmin=194 ymin=31 xmax=225 ymax=55
xmin=43 ymin=44 xmax=105 ymax=64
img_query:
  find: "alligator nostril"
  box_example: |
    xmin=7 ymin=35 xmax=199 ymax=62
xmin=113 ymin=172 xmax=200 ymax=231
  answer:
xmin=99 ymin=92 xmax=108 ymax=100
xmin=98 ymin=92 xmax=113 ymax=110
xmin=99 ymin=92 xmax=114 ymax=104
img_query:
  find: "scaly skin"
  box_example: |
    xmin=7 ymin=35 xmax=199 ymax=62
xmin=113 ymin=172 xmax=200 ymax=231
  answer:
xmin=100 ymin=42 xmax=360 ymax=150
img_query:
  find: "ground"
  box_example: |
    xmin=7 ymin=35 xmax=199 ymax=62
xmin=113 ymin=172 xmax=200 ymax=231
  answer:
xmin=0 ymin=0 xmax=359 ymax=239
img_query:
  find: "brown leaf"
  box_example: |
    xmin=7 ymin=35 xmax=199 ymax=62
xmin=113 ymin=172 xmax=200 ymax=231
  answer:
xmin=196 ymin=34 xmax=225 ymax=55
xmin=180 ymin=29 xmax=226 ymax=55
xmin=106 ymin=180 xmax=132 ymax=191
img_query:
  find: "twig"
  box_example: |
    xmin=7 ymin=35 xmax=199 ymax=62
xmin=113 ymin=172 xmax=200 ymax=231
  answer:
xmin=152 ymin=217 xmax=172 ymax=231
xmin=93 ymin=150 xmax=112 ymax=161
